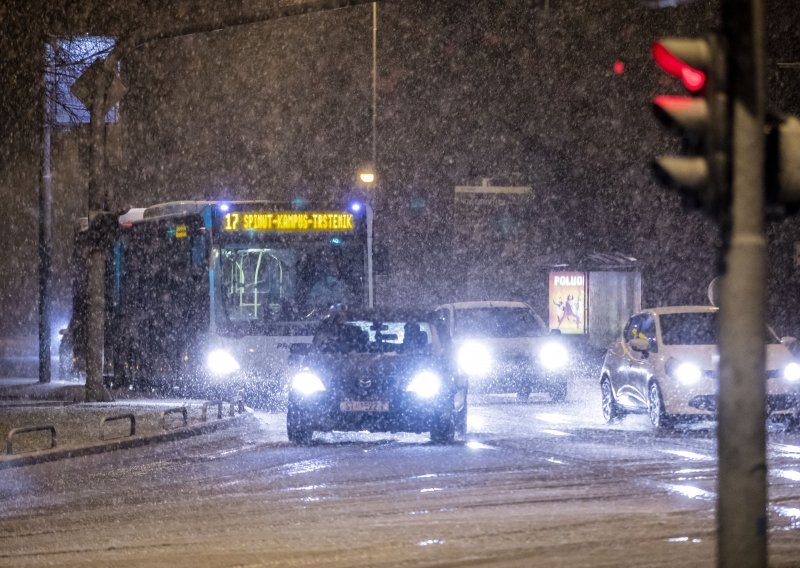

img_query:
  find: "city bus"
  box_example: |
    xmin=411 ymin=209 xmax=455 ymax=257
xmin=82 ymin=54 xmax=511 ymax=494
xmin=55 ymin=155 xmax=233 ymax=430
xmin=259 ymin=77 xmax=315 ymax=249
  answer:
xmin=62 ymin=199 xmax=375 ymax=406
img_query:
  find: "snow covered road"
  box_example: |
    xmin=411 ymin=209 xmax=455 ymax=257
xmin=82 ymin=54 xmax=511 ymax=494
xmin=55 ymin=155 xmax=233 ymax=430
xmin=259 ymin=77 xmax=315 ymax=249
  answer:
xmin=2 ymin=389 xmax=800 ymax=567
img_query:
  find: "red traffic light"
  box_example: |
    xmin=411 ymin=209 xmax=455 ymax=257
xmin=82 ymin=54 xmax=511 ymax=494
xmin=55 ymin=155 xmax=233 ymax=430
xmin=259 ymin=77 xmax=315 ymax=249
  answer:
xmin=652 ymin=95 xmax=710 ymax=130
xmin=652 ymin=41 xmax=707 ymax=92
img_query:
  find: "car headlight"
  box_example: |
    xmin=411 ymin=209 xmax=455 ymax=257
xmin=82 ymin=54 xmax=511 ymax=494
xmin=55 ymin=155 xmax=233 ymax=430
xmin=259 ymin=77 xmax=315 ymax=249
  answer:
xmin=783 ymin=362 xmax=800 ymax=382
xmin=457 ymin=341 xmax=492 ymax=376
xmin=672 ymin=362 xmax=702 ymax=385
xmin=291 ymin=370 xmax=326 ymax=395
xmin=207 ymin=349 xmax=240 ymax=375
xmin=406 ymin=370 xmax=442 ymax=398
xmin=539 ymin=342 xmax=569 ymax=370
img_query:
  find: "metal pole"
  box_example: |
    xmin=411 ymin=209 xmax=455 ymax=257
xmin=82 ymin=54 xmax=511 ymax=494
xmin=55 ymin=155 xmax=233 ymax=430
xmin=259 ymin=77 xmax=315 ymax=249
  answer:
xmin=366 ymin=204 xmax=374 ymax=308
xmin=38 ymin=42 xmax=53 ymax=384
xmin=371 ymin=1 xmax=378 ymax=169
xmin=717 ymin=0 xmax=767 ymax=566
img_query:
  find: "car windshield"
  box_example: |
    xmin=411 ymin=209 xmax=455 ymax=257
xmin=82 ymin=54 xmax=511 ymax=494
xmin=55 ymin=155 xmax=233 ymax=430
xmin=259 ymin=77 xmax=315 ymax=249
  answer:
xmin=659 ymin=312 xmax=781 ymax=345
xmin=314 ymin=319 xmax=432 ymax=354
xmin=454 ymin=307 xmax=547 ymax=338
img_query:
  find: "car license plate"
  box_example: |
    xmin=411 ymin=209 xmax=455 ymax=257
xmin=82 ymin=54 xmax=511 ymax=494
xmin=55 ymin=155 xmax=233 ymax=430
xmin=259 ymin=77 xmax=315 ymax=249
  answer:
xmin=340 ymin=400 xmax=389 ymax=412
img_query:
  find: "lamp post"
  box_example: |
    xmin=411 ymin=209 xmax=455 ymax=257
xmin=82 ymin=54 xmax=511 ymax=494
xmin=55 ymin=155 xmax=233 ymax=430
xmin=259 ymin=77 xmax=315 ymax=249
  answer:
xmin=371 ymin=1 xmax=377 ymax=170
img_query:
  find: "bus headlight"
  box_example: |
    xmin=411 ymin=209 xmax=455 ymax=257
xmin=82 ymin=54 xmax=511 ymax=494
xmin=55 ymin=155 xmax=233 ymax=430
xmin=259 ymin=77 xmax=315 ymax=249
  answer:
xmin=291 ymin=370 xmax=326 ymax=395
xmin=539 ymin=342 xmax=569 ymax=370
xmin=457 ymin=342 xmax=492 ymax=376
xmin=207 ymin=349 xmax=240 ymax=376
xmin=406 ymin=371 xmax=441 ymax=399
xmin=783 ymin=362 xmax=800 ymax=382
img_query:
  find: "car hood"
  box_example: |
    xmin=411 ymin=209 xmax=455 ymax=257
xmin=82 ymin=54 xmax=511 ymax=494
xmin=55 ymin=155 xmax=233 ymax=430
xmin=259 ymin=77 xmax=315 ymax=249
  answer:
xmin=453 ymin=336 xmax=556 ymax=359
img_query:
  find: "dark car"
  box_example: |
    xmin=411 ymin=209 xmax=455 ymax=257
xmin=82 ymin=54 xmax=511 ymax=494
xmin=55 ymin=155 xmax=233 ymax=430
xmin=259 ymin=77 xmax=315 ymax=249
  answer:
xmin=286 ymin=308 xmax=467 ymax=445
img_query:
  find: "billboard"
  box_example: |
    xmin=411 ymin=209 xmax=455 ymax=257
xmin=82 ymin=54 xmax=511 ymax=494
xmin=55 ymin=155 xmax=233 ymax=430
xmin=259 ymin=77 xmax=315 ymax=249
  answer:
xmin=549 ymin=271 xmax=588 ymax=334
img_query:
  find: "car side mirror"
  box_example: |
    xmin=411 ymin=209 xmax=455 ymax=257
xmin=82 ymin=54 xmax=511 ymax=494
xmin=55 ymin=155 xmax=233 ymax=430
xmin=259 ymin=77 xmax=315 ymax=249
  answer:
xmin=629 ymin=337 xmax=650 ymax=353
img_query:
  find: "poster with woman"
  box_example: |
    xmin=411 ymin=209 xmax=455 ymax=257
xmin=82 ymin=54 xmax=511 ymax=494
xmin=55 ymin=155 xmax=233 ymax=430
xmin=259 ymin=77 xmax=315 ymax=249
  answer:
xmin=548 ymin=271 xmax=588 ymax=334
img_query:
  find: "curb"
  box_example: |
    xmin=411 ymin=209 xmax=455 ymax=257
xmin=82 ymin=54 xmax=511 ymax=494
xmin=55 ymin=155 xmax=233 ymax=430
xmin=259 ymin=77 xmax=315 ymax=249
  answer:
xmin=0 ymin=409 xmax=254 ymax=470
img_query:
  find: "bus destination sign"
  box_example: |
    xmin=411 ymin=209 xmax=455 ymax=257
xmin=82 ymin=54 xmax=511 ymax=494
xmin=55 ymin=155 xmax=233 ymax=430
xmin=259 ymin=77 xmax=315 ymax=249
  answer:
xmin=223 ymin=211 xmax=355 ymax=232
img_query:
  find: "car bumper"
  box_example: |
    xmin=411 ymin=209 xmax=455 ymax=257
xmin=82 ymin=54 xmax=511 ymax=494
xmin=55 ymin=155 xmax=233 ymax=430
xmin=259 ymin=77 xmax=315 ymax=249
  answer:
xmin=660 ymin=375 xmax=800 ymax=416
xmin=289 ymin=391 xmax=451 ymax=434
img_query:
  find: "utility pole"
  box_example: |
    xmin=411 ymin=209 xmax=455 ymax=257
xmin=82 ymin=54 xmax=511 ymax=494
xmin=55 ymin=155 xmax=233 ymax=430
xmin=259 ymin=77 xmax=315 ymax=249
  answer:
xmin=84 ymin=64 xmax=114 ymax=402
xmin=717 ymin=0 xmax=768 ymax=565
xmin=371 ymin=1 xmax=378 ymax=170
xmin=38 ymin=42 xmax=54 ymax=384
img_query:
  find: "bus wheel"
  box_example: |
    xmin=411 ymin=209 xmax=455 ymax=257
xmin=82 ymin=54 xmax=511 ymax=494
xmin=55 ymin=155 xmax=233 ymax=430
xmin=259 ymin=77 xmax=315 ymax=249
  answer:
xmin=430 ymin=412 xmax=455 ymax=444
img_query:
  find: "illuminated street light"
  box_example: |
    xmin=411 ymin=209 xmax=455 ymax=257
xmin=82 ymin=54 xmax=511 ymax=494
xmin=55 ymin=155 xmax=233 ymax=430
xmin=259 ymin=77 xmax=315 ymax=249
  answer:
xmin=358 ymin=169 xmax=376 ymax=185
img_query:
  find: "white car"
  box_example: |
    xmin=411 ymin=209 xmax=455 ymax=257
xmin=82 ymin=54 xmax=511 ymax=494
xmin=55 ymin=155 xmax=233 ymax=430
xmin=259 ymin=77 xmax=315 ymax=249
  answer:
xmin=434 ymin=301 xmax=570 ymax=401
xmin=600 ymin=306 xmax=800 ymax=430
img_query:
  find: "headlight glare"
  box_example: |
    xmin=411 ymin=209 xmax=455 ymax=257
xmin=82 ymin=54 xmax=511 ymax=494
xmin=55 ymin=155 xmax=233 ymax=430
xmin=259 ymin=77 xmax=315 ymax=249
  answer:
xmin=207 ymin=349 xmax=240 ymax=375
xmin=406 ymin=370 xmax=442 ymax=398
xmin=457 ymin=341 xmax=492 ymax=376
xmin=291 ymin=370 xmax=326 ymax=395
xmin=783 ymin=362 xmax=800 ymax=382
xmin=539 ymin=342 xmax=569 ymax=370
xmin=674 ymin=362 xmax=702 ymax=385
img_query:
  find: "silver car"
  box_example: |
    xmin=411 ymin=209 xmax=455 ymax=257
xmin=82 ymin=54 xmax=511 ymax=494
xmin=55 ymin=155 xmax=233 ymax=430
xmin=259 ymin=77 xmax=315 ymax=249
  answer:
xmin=600 ymin=305 xmax=800 ymax=431
xmin=434 ymin=301 xmax=570 ymax=402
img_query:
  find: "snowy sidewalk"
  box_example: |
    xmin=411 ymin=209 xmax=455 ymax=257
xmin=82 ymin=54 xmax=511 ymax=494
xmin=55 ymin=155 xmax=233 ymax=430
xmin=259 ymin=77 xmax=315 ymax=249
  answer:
xmin=0 ymin=377 xmax=248 ymax=469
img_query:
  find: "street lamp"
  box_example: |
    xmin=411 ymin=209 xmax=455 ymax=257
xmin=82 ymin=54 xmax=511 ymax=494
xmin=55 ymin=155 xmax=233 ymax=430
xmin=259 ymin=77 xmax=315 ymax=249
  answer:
xmin=358 ymin=167 xmax=376 ymax=185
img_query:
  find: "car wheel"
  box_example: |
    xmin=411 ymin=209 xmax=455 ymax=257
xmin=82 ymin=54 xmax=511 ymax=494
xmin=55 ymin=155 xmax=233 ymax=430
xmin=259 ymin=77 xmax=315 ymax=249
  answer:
xmin=648 ymin=381 xmax=674 ymax=432
xmin=287 ymin=407 xmax=313 ymax=445
xmin=430 ymin=412 xmax=455 ymax=444
xmin=550 ymin=382 xmax=568 ymax=403
xmin=601 ymin=377 xmax=624 ymax=423
xmin=455 ymin=403 xmax=468 ymax=436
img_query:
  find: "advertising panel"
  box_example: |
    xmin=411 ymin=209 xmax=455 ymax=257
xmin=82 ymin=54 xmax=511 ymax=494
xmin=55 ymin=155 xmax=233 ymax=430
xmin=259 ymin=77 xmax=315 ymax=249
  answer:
xmin=549 ymin=271 xmax=588 ymax=334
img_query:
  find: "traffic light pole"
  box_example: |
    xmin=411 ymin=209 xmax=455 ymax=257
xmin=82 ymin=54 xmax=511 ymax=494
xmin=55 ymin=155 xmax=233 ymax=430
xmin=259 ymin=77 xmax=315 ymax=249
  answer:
xmin=717 ymin=0 xmax=767 ymax=566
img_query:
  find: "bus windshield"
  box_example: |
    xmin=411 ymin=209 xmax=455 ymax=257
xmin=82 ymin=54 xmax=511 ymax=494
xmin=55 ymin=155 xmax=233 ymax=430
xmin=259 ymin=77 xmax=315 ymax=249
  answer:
xmin=218 ymin=239 xmax=365 ymax=326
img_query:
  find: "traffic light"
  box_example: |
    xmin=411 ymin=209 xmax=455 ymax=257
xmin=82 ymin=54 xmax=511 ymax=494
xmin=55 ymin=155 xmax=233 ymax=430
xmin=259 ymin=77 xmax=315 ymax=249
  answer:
xmin=766 ymin=114 xmax=800 ymax=216
xmin=651 ymin=36 xmax=729 ymax=218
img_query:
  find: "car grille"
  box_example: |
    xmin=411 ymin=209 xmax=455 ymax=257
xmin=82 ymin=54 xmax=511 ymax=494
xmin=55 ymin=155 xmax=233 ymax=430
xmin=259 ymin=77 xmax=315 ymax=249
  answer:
xmin=338 ymin=376 xmax=392 ymax=399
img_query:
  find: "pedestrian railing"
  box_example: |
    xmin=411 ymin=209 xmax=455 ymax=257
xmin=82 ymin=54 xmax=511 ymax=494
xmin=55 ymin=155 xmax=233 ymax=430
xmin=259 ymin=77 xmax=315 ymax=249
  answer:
xmin=202 ymin=400 xmax=224 ymax=421
xmin=100 ymin=413 xmax=136 ymax=440
xmin=6 ymin=425 xmax=57 ymax=455
xmin=161 ymin=407 xmax=188 ymax=431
